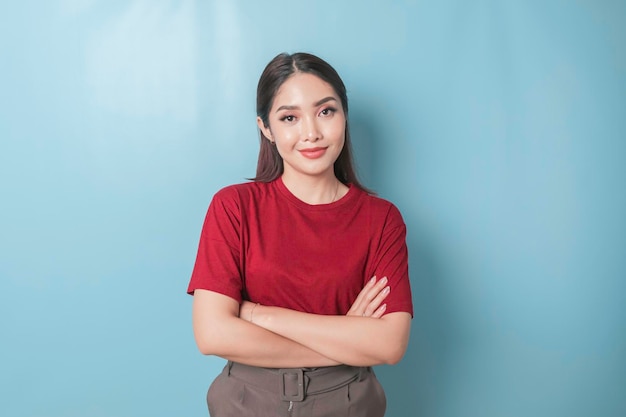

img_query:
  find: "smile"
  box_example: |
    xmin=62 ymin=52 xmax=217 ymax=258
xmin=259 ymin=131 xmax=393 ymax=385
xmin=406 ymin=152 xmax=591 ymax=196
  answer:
xmin=299 ymin=147 xmax=327 ymax=159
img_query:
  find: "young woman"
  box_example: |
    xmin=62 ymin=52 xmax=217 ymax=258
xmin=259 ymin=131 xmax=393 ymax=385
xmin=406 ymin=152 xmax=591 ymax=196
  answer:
xmin=188 ymin=52 xmax=413 ymax=416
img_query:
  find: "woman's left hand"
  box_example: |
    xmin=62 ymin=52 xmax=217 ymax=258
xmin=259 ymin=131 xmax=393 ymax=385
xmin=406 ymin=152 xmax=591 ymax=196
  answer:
xmin=346 ymin=276 xmax=390 ymax=318
xmin=241 ymin=275 xmax=390 ymax=325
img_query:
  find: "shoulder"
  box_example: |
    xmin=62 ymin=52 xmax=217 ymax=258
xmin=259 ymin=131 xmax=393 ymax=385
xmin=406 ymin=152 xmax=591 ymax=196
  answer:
xmin=212 ymin=181 xmax=270 ymax=203
xmin=200 ymin=182 xmax=264 ymax=227
xmin=356 ymin=189 xmax=405 ymax=228
xmin=207 ymin=181 xmax=275 ymax=217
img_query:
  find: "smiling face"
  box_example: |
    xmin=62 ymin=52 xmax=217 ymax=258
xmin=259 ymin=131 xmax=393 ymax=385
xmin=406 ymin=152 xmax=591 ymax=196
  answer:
xmin=257 ymin=72 xmax=346 ymax=183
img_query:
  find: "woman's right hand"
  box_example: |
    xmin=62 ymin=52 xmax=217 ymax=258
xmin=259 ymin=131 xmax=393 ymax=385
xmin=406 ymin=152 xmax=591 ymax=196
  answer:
xmin=346 ymin=276 xmax=390 ymax=318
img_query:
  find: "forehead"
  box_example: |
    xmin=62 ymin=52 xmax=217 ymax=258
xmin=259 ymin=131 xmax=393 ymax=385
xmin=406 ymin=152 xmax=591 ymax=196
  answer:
xmin=272 ymin=73 xmax=338 ymax=106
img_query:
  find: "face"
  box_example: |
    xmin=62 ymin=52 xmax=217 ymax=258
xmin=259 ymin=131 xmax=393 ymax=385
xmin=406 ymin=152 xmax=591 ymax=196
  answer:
xmin=257 ymin=72 xmax=346 ymax=182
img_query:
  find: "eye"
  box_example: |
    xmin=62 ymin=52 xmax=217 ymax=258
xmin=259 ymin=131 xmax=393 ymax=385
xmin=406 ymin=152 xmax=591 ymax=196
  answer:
xmin=319 ymin=107 xmax=337 ymax=117
xmin=280 ymin=114 xmax=296 ymax=123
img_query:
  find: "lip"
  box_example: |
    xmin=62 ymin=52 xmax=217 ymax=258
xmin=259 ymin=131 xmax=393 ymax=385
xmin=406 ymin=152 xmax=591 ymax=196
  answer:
xmin=299 ymin=147 xmax=327 ymax=159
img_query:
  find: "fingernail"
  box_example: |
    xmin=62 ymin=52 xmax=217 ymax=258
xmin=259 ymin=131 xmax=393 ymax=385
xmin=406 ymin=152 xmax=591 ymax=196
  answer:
xmin=384 ymin=286 xmax=390 ymax=294
xmin=370 ymin=276 xmax=376 ymax=284
xmin=381 ymin=277 xmax=388 ymax=285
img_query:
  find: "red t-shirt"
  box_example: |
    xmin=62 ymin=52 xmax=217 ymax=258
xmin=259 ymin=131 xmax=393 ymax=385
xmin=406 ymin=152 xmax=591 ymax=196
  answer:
xmin=188 ymin=178 xmax=413 ymax=317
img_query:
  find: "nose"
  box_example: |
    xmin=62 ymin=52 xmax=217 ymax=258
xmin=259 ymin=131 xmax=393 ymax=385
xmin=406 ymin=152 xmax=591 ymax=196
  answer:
xmin=302 ymin=116 xmax=321 ymax=142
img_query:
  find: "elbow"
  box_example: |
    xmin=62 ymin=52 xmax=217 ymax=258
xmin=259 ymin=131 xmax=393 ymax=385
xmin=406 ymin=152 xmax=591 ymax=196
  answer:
xmin=385 ymin=350 xmax=406 ymax=365
xmin=194 ymin=323 xmax=238 ymax=357
xmin=196 ymin=341 xmax=214 ymax=356
xmin=381 ymin=345 xmax=406 ymax=365
xmin=193 ymin=315 xmax=236 ymax=356
xmin=195 ymin=336 xmax=216 ymax=356
xmin=196 ymin=337 xmax=230 ymax=357
xmin=377 ymin=314 xmax=411 ymax=365
xmin=379 ymin=335 xmax=409 ymax=365
xmin=357 ymin=344 xmax=406 ymax=366
xmin=194 ymin=329 xmax=226 ymax=356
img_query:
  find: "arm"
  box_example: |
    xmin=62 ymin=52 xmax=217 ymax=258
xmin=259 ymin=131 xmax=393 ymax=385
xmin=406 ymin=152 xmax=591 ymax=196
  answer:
xmin=189 ymin=192 xmax=333 ymax=367
xmin=192 ymin=289 xmax=341 ymax=368
xmin=192 ymin=276 xmax=392 ymax=367
xmin=190 ymin=191 xmax=400 ymax=367
xmin=245 ymin=305 xmax=410 ymax=366
xmin=241 ymin=277 xmax=411 ymax=367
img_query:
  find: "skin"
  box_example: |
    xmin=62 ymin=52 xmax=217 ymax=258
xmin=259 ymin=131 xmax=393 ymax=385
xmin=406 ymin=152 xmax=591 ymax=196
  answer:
xmin=192 ymin=72 xmax=411 ymax=368
xmin=257 ymin=72 xmax=349 ymax=204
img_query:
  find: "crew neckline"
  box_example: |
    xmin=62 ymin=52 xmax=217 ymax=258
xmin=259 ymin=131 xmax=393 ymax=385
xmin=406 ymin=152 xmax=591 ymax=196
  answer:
xmin=274 ymin=176 xmax=359 ymax=211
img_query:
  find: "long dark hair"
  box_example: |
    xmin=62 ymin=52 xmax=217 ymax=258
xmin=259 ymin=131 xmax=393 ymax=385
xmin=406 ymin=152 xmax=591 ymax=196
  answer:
xmin=252 ymin=52 xmax=372 ymax=193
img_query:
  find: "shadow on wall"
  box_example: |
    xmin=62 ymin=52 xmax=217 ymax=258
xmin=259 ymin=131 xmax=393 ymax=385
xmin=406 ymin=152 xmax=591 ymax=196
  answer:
xmin=351 ymin=109 xmax=456 ymax=417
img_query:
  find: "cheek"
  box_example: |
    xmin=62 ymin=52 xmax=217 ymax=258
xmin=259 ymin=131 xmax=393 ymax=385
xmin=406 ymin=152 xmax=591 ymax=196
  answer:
xmin=327 ymin=119 xmax=346 ymax=141
xmin=273 ymin=136 xmax=292 ymax=158
xmin=270 ymin=122 xmax=297 ymax=142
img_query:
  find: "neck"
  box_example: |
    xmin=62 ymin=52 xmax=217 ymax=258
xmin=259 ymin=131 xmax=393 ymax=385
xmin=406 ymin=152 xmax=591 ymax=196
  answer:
xmin=281 ymin=173 xmax=344 ymax=205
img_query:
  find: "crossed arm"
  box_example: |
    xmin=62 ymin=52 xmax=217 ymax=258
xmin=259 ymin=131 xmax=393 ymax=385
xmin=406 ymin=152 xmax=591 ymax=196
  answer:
xmin=192 ymin=277 xmax=411 ymax=368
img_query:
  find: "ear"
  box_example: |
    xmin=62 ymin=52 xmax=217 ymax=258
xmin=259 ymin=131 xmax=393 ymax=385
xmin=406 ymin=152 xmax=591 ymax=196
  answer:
xmin=257 ymin=117 xmax=273 ymax=142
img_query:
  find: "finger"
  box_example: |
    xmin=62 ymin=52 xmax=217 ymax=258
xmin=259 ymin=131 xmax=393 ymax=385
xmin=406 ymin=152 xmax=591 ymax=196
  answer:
xmin=354 ymin=276 xmax=377 ymax=305
xmin=371 ymin=303 xmax=387 ymax=319
xmin=347 ymin=276 xmax=377 ymax=315
xmin=371 ymin=285 xmax=390 ymax=307
xmin=371 ymin=276 xmax=388 ymax=294
xmin=357 ymin=277 xmax=387 ymax=314
xmin=361 ymin=277 xmax=388 ymax=306
xmin=363 ymin=285 xmax=390 ymax=317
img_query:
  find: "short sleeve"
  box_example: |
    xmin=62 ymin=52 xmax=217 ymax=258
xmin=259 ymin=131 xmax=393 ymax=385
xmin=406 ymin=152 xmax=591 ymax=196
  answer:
xmin=187 ymin=188 xmax=244 ymax=303
xmin=371 ymin=205 xmax=414 ymax=317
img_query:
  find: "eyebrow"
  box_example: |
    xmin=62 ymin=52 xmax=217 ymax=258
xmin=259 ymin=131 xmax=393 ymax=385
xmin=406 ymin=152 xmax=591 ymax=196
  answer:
xmin=275 ymin=96 xmax=337 ymax=113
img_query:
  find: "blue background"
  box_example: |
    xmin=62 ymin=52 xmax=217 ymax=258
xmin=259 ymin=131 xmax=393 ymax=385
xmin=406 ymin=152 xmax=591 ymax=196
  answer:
xmin=1 ymin=1 xmax=624 ymax=416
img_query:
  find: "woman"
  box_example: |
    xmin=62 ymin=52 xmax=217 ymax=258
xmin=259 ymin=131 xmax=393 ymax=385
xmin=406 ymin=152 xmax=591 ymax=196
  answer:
xmin=188 ymin=52 xmax=413 ymax=416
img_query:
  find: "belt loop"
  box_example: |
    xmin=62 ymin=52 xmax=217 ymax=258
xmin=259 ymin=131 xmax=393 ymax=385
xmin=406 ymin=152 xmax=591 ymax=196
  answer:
xmin=358 ymin=367 xmax=369 ymax=382
xmin=226 ymin=361 xmax=234 ymax=376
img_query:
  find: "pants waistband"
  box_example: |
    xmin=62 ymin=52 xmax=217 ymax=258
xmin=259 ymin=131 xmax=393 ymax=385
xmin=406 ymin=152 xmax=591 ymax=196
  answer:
xmin=226 ymin=361 xmax=368 ymax=402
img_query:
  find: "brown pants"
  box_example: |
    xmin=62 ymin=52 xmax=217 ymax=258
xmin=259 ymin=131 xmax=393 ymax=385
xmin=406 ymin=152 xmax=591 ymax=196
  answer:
xmin=207 ymin=362 xmax=386 ymax=417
